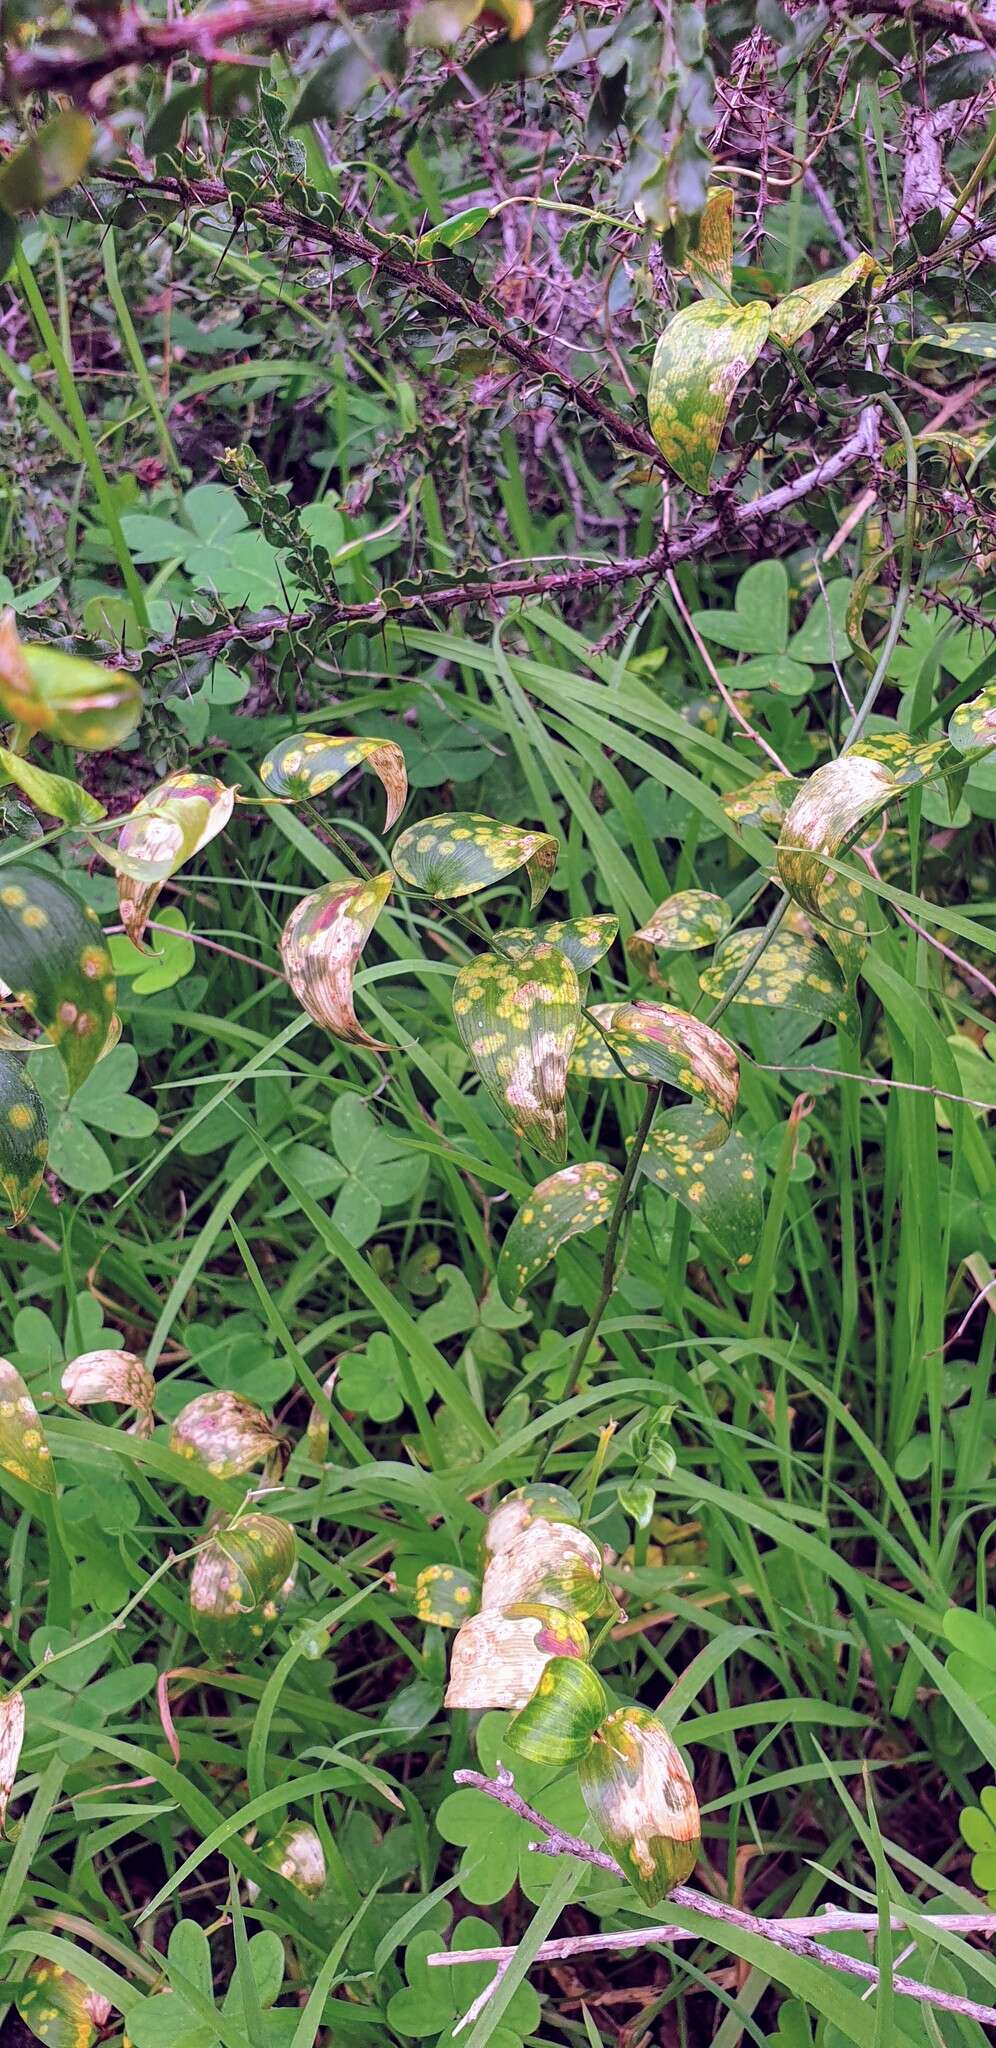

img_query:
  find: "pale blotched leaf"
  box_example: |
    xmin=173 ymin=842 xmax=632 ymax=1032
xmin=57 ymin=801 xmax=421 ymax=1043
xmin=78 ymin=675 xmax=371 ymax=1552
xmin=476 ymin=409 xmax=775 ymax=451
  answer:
xmin=392 ymin=813 xmax=558 ymax=907
xmin=647 ymin=299 xmax=770 ymax=493
xmin=769 ymin=254 xmax=874 ymax=348
xmin=0 ymin=1358 xmax=55 ymax=1495
xmin=0 ymin=1051 xmax=47 ymax=1228
xmin=280 ymin=870 xmax=393 ymax=1050
xmin=61 ymin=1349 xmax=156 ymax=1438
xmin=189 ymin=1514 xmax=298 ymax=1662
xmin=680 ymin=187 xmax=734 ymax=300
xmin=0 ymin=867 xmax=117 ymax=1093
xmin=502 ymin=914 xmax=618 ymax=975
xmin=0 ymin=1689 xmax=24 ymax=1833
xmin=259 ymin=732 xmax=408 ymax=829
xmin=948 ymin=682 xmax=996 ymax=754
xmin=0 ymin=607 xmax=141 ymax=750
xmin=629 ymin=890 xmax=732 ymax=962
xmin=480 ymin=1515 xmax=605 ymax=1620
xmin=483 ymin=1485 xmax=582 ymax=1561
xmin=578 ymin=1704 xmax=701 ymax=1904
xmin=570 ymin=1001 xmax=740 ymax=1134
xmin=444 ymin=1604 xmax=589 ymax=1710
xmin=452 ymin=944 xmax=581 ymax=1163
xmin=254 ymin=1820 xmax=326 ymax=1898
xmin=722 ymin=772 xmax=802 ymax=830
xmin=698 ymin=922 xmax=859 ymax=1036
xmin=170 ymin=1390 xmax=279 ymax=1484
xmin=113 ymin=772 xmax=237 ymax=952
xmin=496 ymin=1161 xmax=621 ymax=1303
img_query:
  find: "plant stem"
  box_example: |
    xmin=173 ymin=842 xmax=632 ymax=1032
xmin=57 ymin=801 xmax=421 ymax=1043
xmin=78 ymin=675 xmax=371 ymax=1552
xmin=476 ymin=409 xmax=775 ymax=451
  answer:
xmin=568 ymin=1082 xmax=663 ymax=1387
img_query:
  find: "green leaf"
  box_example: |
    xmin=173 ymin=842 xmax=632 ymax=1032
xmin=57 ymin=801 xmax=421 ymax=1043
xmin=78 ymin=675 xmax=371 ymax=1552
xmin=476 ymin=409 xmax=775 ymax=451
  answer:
xmin=189 ymin=1514 xmax=297 ymax=1663
xmin=16 ymin=1956 xmax=101 ymax=2048
xmin=919 ymin=320 xmax=996 ymax=359
xmin=569 ymin=1001 xmax=739 ymax=1133
xmin=0 ymin=1357 xmax=55 ymax=1495
xmin=637 ymin=1109 xmax=764 ymax=1268
xmin=680 ymin=186 xmax=734 ymax=300
xmin=0 ymin=111 xmax=94 ymax=217
xmin=108 ymin=908 xmax=195 ymax=995
xmin=501 ymin=914 xmax=618 ymax=974
xmin=445 ymin=1604 xmax=589 ymax=1710
xmin=578 ymin=1704 xmax=700 ymax=1904
xmin=787 ymin=578 xmax=854 ymax=664
xmin=699 ymin=923 xmax=858 ymax=1035
xmin=388 ymin=1916 xmax=540 ymax=2045
xmin=629 ymin=890 xmax=732 ymax=959
xmin=692 ymin=560 xmax=789 ymax=654
xmin=0 ymin=751 xmax=105 ymax=827
xmin=280 ymin=871 xmax=393 ymax=1050
xmin=769 ymin=254 xmax=874 ymax=348
xmin=111 ymin=772 xmax=236 ymax=952
xmin=647 ymin=298 xmax=771 ymax=493
xmin=414 ymin=1563 xmax=480 ymax=1627
xmin=506 ymin=1655 xmax=608 ymax=1764
xmin=722 ymin=771 xmax=802 ymax=829
xmin=0 ymin=1051 xmax=47 ymax=1227
xmin=496 ymin=1161 xmax=621 ymax=1303
xmin=948 ymin=682 xmax=996 ymax=754
xmin=259 ymin=731 xmax=408 ymax=829
xmin=0 ymin=609 xmax=141 ymax=751
xmin=0 ymin=866 xmax=117 ymax=1094
xmin=392 ymin=813 xmax=558 ymax=906
xmin=452 ymin=943 xmax=581 ymax=1163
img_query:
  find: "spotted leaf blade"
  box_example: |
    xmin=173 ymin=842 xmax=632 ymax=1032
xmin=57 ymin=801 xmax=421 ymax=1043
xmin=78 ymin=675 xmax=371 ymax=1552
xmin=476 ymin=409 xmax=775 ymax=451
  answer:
xmin=17 ymin=1958 xmax=106 ymax=2048
xmin=255 ymin=1820 xmax=326 ymax=1898
xmin=170 ymin=1389 xmax=279 ymax=1484
xmin=0 ymin=1358 xmax=55 ymax=1495
xmin=480 ymin=1517 xmax=606 ymax=1620
xmin=113 ymin=772 xmax=237 ymax=952
xmin=259 ymin=731 xmax=408 ymax=829
xmin=0 ymin=1052 xmax=47 ymax=1227
xmin=578 ymin=1705 xmax=701 ymax=1904
xmin=61 ymin=1349 xmax=156 ymax=1437
xmin=280 ymin=870 xmax=393 ymax=1049
xmin=444 ymin=1605 xmax=589 ymax=1710
xmin=415 ymin=1563 xmax=480 ymax=1627
xmin=570 ymin=1001 xmax=739 ymax=1134
xmin=393 ymin=813 xmax=558 ymax=907
xmin=699 ymin=925 xmax=858 ymax=1036
xmin=506 ymin=1655 xmax=608 ymax=1765
xmin=0 ymin=1690 xmax=23 ymax=1836
xmin=452 ymin=944 xmax=581 ymax=1163
xmin=496 ymin=1160 xmax=621 ymax=1304
xmin=681 ymin=187 xmax=734 ymax=300
xmin=637 ymin=1110 xmax=764 ymax=1268
xmin=483 ymin=1485 xmax=582 ymax=1560
xmin=189 ymin=1514 xmax=298 ymax=1662
xmin=647 ymin=300 xmax=771 ymax=493
xmin=948 ymin=682 xmax=996 ymax=754
xmin=722 ymin=773 xmax=802 ymax=830
xmin=0 ymin=868 xmax=117 ymax=1094
xmin=629 ymin=890 xmax=732 ymax=961
xmin=769 ymin=253 xmax=875 ymax=348
xmin=0 ymin=607 xmax=140 ymax=750
xmin=502 ymin=914 xmax=618 ymax=974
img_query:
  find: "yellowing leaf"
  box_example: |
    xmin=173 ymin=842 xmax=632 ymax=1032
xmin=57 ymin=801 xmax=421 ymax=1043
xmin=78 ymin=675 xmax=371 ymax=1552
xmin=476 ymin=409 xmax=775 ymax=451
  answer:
xmin=496 ymin=1160 xmax=621 ymax=1303
xmin=629 ymin=890 xmax=731 ymax=961
xmin=415 ymin=1563 xmax=480 ymax=1627
xmin=480 ymin=1516 xmax=605 ymax=1620
xmin=16 ymin=1958 xmax=108 ymax=2048
xmin=502 ymin=914 xmax=618 ymax=975
xmin=170 ymin=1390 xmax=279 ymax=1485
xmin=722 ymin=772 xmax=802 ymax=829
xmin=570 ymin=1001 xmax=739 ymax=1134
xmin=699 ymin=924 xmax=858 ymax=1035
xmin=189 ymin=1513 xmax=298 ymax=1662
xmin=114 ymin=772 xmax=237 ymax=952
xmin=0 ymin=608 xmax=141 ymax=751
xmin=0 ymin=1689 xmax=24 ymax=1834
xmin=407 ymin=0 xmax=482 ymax=45
xmin=444 ymin=1604 xmax=589 ymax=1710
xmin=637 ymin=1109 xmax=764 ymax=1268
xmin=0 ymin=110 xmax=94 ymax=217
xmin=506 ymin=1656 xmax=608 ymax=1766
xmin=948 ymin=682 xmax=996 ymax=755
xmin=61 ymin=1350 xmax=156 ymax=1438
xmin=0 ymin=749 xmax=105 ymax=827
xmin=392 ymin=813 xmax=558 ymax=907
xmin=280 ymin=870 xmax=393 ymax=1049
xmin=769 ymin=254 xmax=875 ymax=348
xmin=776 ymin=753 xmax=894 ymax=923
xmin=259 ymin=732 xmax=408 ymax=829
xmin=0 ymin=1358 xmax=55 ymax=1495
xmin=647 ymin=299 xmax=770 ymax=493
xmin=0 ymin=1051 xmax=47 ymax=1228
xmin=451 ymin=943 xmax=581 ymax=1163
xmin=680 ymin=187 xmax=734 ymax=300
xmin=483 ymin=1486 xmax=582 ymax=1561
xmin=578 ymin=1704 xmax=700 ymax=1904
xmin=0 ymin=868 xmax=117 ymax=1094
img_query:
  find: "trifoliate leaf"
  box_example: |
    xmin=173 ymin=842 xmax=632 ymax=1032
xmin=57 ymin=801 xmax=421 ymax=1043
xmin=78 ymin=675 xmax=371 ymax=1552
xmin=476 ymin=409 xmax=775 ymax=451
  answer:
xmin=259 ymin=732 xmax=408 ymax=829
xmin=506 ymin=1655 xmax=609 ymax=1765
xmin=392 ymin=813 xmax=558 ymax=907
xmin=0 ymin=750 xmax=105 ymax=827
xmin=579 ymin=1705 xmax=700 ymax=1904
xmin=480 ymin=1517 xmax=605 ymax=1620
xmin=496 ymin=1161 xmax=621 ymax=1303
xmin=502 ymin=914 xmax=618 ymax=974
xmin=280 ymin=870 xmax=393 ymax=1050
xmin=0 ymin=1689 xmax=24 ymax=1834
xmin=170 ymin=1390 xmax=279 ymax=1484
xmin=414 ymin=1563 xmax=480 ymax=1627
xmin=112 ymin=772 xmax=236 ymax=952
xmin=637 ymin=1109 xmax=763 ymax=1267
xmin=61 ymin=1349 xmax=155 ymax=1438
xmin=0 ymin=867 xmax=117 ymax=1092
xmin=452 ymin=944 xmax=581 ymax=1163
xmin=0 ymin=1051 xmax=47 ymax=1227
xmin=647 ymin=299 xmax=771 ymax=492
xmin=0 ymin=608 xmax=141 ymax=750
xmin=0 ymin=1357 xmax=55 ymax=1494
xmin=189 ymin=1514 xmax=297 ymax=1662
xmin=629 ymin=890 xmax=732 ymax=962
xmin=444 ymin=1604 xmax=589 ymax=1710
xmin=570 ymin=1001 xmax=739 ymax=1133
xmin=769 ymin=254 xmax=874 ymax=348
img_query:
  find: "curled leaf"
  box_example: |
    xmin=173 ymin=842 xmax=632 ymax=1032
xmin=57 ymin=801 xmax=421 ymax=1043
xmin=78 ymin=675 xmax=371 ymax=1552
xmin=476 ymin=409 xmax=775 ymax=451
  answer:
xmin=392 ymin=813 xmax=558 ymax=908
xmin=0 ymin=608 xmax=141 ymax=750
xmin=506 ymin=1655 xmax=608 ymax=1766
xmin=444 ymin=1603 xmax=588 ymax=1710
xmin=637 ymin=1109 xmax=764 ymax=1268
xmin=0 ymin=110 xmax=94 ymax=215
xmin=480 ymin=1516 xmax=605 ymax=1620
xmin=114 ymin=772 xmax=237 ymax=952
xmin=61 ymin=1349 xmax=155 ymax=1438
xmin=259 ymin=732 xmax=408 ymax=829
xmin=680 ymin=187 xmax=734 ymax=300
xmin=579 ymin=1704 xmax=701 ymax=1904
xmin=496 ymin=1161 xmax=621 ymax=1304
xmin=776 ymin=754 xmax=893 ymax=924
xmin=850 ymin=731 xmax=952 ymax=786
xmin=0 ymin=1051 xmax=47 ymax=1227
xmin=452 ymin=944 xmax=581 ymax=1163
xmin=629 ymin=891 xmax=732 ymax=961
xmin=256 ymin=1820 xmax=326 ymax=1898
xmin=483 ymin=1485 xmax=582 ymax=1560
xmin=170 ymin=1390 xmax=279 ymax=1484
xmin=769 ymin=253 xmax=874 ymax=348
xmin=647 ymin=299 xmax=771 ymax=493
xmin=415 ymin=1563 xmax=480 ymax=1627
xmin=699 ymin=924 xmax=858 ymax=1036
xmin=0 ymin=749 xmax=105 ymax=827
xmin=189 ymin=1514 xmax=298 ymax=1662
xmin=16 ymin=1959 xmax=108 ymax=2048
xmin=0 ymin=867 xmax=117 ymax=1092
xmin=0 ymin=1689 xmax=24 ymax=1833
xmin=570 ymin=1001 xmax=739 ymax=1133
xmin=280 ymin=870 xmax=393 ymax=1049
xmin=948 ymin=682 xmax=996 ymax=755
xmin=722 ymin=772 xmax=802 ymax=829
xmin=0 ymin=1358 xmax=55 ymax=1495
xmin=502 ymin=914 xmax=618 ymax=975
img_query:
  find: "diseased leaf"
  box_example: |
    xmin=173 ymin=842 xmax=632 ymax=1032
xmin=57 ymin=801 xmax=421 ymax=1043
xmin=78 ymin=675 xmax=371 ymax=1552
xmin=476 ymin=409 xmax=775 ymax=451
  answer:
xmin=722 ymin=772 xmax=802 ymax=829
xmin=769 ymin=254 xmax=874 ymax=348
xmin=920 ymin=321 xmax=996 ymax=360
xmin=444 ymin=1603 xmax=589 ymax=1709
xmin=280 ymin=870 xmax=393 ymax=1049
xmin=0 ymin=609 xmax=141 ymax=750
xmin=259 ymin=731 xmax=408 ymax=829
xmin=506 ymin=1655 xmax=608 ymax=1765
xmin=699 ymin=924 xmax=858 ymax=1035
xmin=392 ymin=813 xmax=558 ymax=907
xmin=637 ymin=1109 xmax=764 ymax=1268
xmin=496 ymin=1160 xmax=621 ymax=1303
xmin=0 ymin=1358 xmax=55 ymax=1495
xmin=647 ymin=299 xmax=771 ymax=493
xmin=0 ymin=110 xmax=94 ymax=216
xmin=452 ymin=943 xmax=581 ymax=1163
xmin=480 ymin=1516 xmax=605 ymax=1619
xmin=254 ymin=1820 xmax=326 ymax=1898
xmin=570 ymin=1001 xmax=739 ymax=1134
xmin=0 ymin=750 xmax=105 ymax=827
xmin=502 ymin=914 xmax=618 ymax=974
xmin=414 ymin=1562 xmax=480 ymax=1627
xmin=113 ymin=772 xmax=237 ymax=952
xmin=170 ymin=1390 xmax=279 ymax=1484
xmin=948 ymin=682 xmax=996 ymax=754
xmin=0 ymin=868 xmax=117 ymax=1094
xmin=680 ymin=186 xmax=734 ymax=300
xmin=0 ymin=1689 xmax=24 ymax=1834
xmin=16 ymin=1959 xmax=108 ymax=2048
xmin=850 ymin=731 xmax=952 ymax=786
xmin=189 ymin=1514 xmax=298 ymax=1662
xmin=776 ymin=754 xmax=894 ymax=929
xmin=629 ymin=890 xmax=732 ymax=961
xmin=61 ymin=1350 xmax=156 ymax=1438
xmin=578 ymin=1704 xmax=700 ymax=1904
xmin=483 ymin=1486 xmax=582 ymax=1560
xmin=0 ymin=1051 xmax=47 ymax=1227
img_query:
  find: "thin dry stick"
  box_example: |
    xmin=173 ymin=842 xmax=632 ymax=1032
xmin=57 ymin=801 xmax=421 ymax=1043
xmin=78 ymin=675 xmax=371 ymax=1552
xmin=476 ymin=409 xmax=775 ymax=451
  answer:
xmin=665 ymin=568 xmax=793 ymax=777
xmin=431 ymin=1769 xmax=996 ymax=2030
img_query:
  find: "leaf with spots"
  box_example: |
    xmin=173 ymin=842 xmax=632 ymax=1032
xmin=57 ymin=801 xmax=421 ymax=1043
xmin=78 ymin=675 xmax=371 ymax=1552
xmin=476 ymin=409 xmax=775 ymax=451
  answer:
xmin=920 ymin=320 xmax=996 ymax=359
xmin=496 ymin=1161 xmax=621 ymax=1304
xmin=0 ymin=750 xmax=105 ymax=827
xmin=0 ymin=607 xmax=141 ymax=751
xmin=699 ymin=924 xmax=859 ymax=1035
xmin=722 ymin=772 xmax=802 ymax=830
xmin=647 ymin=299 xmax=771 ymax=493
xmin=0 ymin=1051 xmax=47 ymax=1227
xmin=680 ymin=186 xmax=734 ymax=300
xmin=483 ymin=1485 xmax=582 ymax=1561
xmin=776 ymin=755 xmax=899 ymax=971
xmin=637 ymin=1108 xmax=764 ymax=1268
xmin=506 ymin=1655 xmax=608 ymax=1765
xmin=480 ymin=1516 xmax=606 ymax=1620
xmin=169 ymin=1390 xmax=279 ymax=1486
xmin=948 ymin=682 xmax=996 ymax=755
xmin=280 ymin=870 xmax=393 ymax=1050
xmin=0 ymin=1358 xmax=55 ymax=1495
xmin=254 ymin=1820 xmax=326 ymax=1898
xmin=0 ymin=1688 xmax=24 ymax=1833
xmin=111 ymin=772 xmax=237 ymax=952
xmin=569 ymin=1001 xmax=739 ymax=1135
xmin=452 ymin=943 xmax=581 ymax=1163
xmin=259 ymin=731 xmax=408 ymax=829
xmin=0 ymin=866 xmax=117 ymax=1093
xmin=392 ymin=813 xmax=558 ymax=907
xmin=444 ymin=1604 xmax=589 ymax=1710
xmin=850 ymin=731 xmax=953 ymax=786
xmin=769 ymin=253 xmax=874 ymax=348
xmin=61 ymin=1350 xmax=156 ymax=1438
xmin=578 ymin=1704 xmax=701 ymax=1905
xmin=16 ymin=1958 xmax=108 ymax=2048
xmin=629 ymin=890 xmax=732 ymax=965
xmin=189 ymin=1513 xmax=297 ymax=1662
xmin=414 ymin=1562 xmax=480 ymax=1627
xmin=502 ymin=913 xmax=618 ymax=975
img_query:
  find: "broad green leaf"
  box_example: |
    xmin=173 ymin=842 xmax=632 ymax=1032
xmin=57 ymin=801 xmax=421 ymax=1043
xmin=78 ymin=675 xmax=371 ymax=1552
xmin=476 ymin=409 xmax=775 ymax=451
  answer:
xmin=445 ymin=1604 xmax=588 ymax=1710
xmin=722 ymin=772 xmax=802 ymax=829
xmin=452 ymin=944 xmax=581 ymax=1163
xmin=699 ymin=924 xmax=858 ymax=1035
xmin=960 ymin=1786 xmax=996 ymax=1904
xmin=16 ymin=1957 xmax=104 ymax=2048
xmin=0 ymin=608 xmax=141 ymax=751
xmin=948 ymin=682 xmax=996 ymax=754
xmin=769 ymin=253 xmax=874 ymax=348
xmin=776 ymin=755 xmax=912 ymax=949
xmin=61 ymin=1350 xmax=156 ymax=1438
xmin=112 ymin=772 xmax=237 ymax=951
xmin=0 ymin=750 xmax=105 ymax=827
xmin=280 ymin=870 xmax=393 ymax=1049
xmin=501 ymin=914 xmax=618 ymax=974
xmin=680 ymin=186 xmax=734 ymax=300
xmin=647 ymin=298 xmax=770 ymax=493
xmin=496 ymin=1161 xmax=621 ymax=1303
xmin=392 ymin=813 xmax=558 ymax=907
xmin=254 ymin=1821 xmax=326 ymax=1898
xmin=578 ymin=1704 xmax=700 ymax=1904
xmin=569 ymin=1000 xmax=739 ymax=1133
xmin=0 ymin=867 xmax=117 ymax=1093
xmin=506 ymin=1656 xmax=608 ymax=1765
xmin=637 ymin=1109 xmax=764 ymax=1268
xmin=479 ymin=1517 xmax=605 ymax=1620
xmin=170 ymin=1390 xmax=279 ymax=1484
xmin=787 ymin=577 xmax=855 ymax=664
xmin=0 ymin=110 xmax=94 ymax=216
xmin=692 ymin=560 xmax=789 ymax=655
xmin=189 ymin=1515 xmax=297 ymax=1662
xmin=629 ymin=890 xmax=731 ymax=960
xmin=414 ymin=1563 xmax=480 ymax=1627
xmin=0 ymin=1051 xmax=47 ymax=1227
xmin=0 ymin=1357 xmax=55 ymax=1494
xmin=0 ymin=1688 xmax=24 ymax=1833
xmin=259 ymin=731 xmax=408 ymax=829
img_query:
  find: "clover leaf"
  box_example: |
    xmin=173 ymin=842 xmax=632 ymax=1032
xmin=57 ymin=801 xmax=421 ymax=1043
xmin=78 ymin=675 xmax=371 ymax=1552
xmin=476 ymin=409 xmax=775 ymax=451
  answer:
xmin=436 ymin=1709 xmax=590 ymax=1906
xmin=31 ymin=1041 xmax=158 ymax=1194
xmin=388 ymin=1917 xmax=540 ymax=2046
xmin=338 ymin=1331 xmax=405 ymax=1422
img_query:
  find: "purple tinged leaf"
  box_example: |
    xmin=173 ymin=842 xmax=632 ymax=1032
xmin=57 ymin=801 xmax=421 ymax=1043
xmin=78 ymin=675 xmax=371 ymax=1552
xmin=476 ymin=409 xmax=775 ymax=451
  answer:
xmin=452 ymin=943 xmax=581 ymax=1163
xmin=114 ymin=772 xmax=237 ymax=952
xmin=16 ymin=1959 xmax=108 ymax=2048
xmin=392 ymin=813 xmax=558 ymax=907
xmin=570 ymin=1001 xmax=739 ymax=1133
xmin=496 ymin=1160 xmax=622 ymax=1304
xmin=61 ymin=1349 xmax=156 ymax=1438
xmin=280 ymin=870 xmax=393 ymax=1049
xmin=259 ymin=731 xmax=408 ymax=829
xmin=444 ymin=1603 xmax=589 ymax=1710
xmin=170 ymin=1390 xmax=279 ymax=1484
